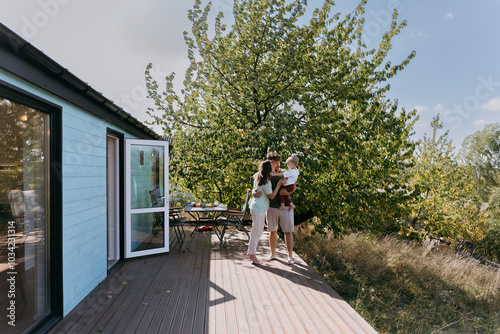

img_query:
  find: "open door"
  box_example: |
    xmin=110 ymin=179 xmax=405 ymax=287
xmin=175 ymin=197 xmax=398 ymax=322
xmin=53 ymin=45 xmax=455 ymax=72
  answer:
xmin=125 ymin=139 xmax=169 ymax=258
xmin=107 ymin=134 xmax=121 ymax=269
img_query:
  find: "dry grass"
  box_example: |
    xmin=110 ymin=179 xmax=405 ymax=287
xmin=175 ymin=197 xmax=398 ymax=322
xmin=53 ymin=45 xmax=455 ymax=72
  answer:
xmin=294 ymin=224 xmax=500 ymax=334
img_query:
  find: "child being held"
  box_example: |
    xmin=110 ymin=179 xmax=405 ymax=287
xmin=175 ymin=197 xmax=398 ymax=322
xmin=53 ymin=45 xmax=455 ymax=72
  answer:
xmin=271 ymin=155 xmax=299 ymax=211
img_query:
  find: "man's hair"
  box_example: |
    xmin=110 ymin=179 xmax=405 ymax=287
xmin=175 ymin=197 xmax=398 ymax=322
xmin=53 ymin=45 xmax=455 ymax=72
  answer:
xmin=266 ymin=151 xmax=281 ymax=161
xmin=286 ymin=155 xmax=299 ymax=166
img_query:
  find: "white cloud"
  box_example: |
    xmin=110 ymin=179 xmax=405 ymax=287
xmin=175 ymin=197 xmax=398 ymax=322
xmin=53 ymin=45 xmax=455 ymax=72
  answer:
xmin=473 ymin=119 xmax=488 ymax=126
xmin=445 ymin=12 xmax=454 ymax=19
xmin=479 ymin=97 xmax=500 ymax=111
xmin=434 ymin=103 xmax=444 ymax=112
xmin=413 ymin=105 xmax=427 ymax=113
xmin=410 ymin=30 xmax=429 ymax=38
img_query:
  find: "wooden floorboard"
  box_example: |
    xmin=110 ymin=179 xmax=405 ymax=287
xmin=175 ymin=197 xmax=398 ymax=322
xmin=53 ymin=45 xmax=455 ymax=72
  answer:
xmin=49 ymin=226 xmax=378 ymax=334
xmin=156 ymin=236 xmax=199 ymax=333
xmin=134 ymin=251 xmax=181 ymax=333
xmin=144 ymin=251 xmax=187 ymax=333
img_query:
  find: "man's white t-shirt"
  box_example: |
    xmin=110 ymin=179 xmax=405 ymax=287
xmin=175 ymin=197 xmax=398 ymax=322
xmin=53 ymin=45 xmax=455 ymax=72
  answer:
xmin=282 ymin=168 xmax=299 ymax=186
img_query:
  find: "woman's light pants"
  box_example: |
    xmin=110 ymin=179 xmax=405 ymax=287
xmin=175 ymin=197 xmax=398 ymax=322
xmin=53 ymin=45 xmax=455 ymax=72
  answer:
xmin=247 ymin=210 xmax=266 ymax=255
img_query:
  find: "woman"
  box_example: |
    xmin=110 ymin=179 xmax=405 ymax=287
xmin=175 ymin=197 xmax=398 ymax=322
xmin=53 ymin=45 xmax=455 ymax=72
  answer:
xmin=247 ymin=160 xmax=286 ymax=265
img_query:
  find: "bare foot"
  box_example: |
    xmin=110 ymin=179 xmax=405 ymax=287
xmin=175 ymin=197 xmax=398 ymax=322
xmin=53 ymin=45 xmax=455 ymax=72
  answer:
xmin=287 ymin=257 xmax=295 ymax=265
xmin=265 ymin=254 xmax=277 ymax=262
xmin=279 ymin=205 xmax=286 ymax=211
xmin=248 ymin=254 xmax=261 ymax=265
xmin=288 ymin=203 xmax=296 ymax=211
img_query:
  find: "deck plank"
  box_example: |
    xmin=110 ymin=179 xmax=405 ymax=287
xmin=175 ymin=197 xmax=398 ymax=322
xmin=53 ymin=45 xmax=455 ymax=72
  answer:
xmin=134 ymin=251 xmax=183 ymax=333
xmin=182 ymin=240 xmax=210 ymax=334
xmin=227 ymin=242 xmax=261 ymax=334
xmin=263 ymin=258 xmax=310 ymax=333
xmin=96 ymin=255 xmax=163 ymax=333
xmin=207 ymin=242 xmax=218 ymax=334
xmin=142 ymin=250 xmax=187 ymax=333
xmin=171 ymin=242 xmax=207 ymax=334
xmin=191 ymin=242 xmax=210 ymax=334
xmin=221 ymin=244 xmax=239 ymax=334
xmin=49 ymin=227 xmax=377 ymax=334
xmin=157 ymin=236 xmax=200 ymax=333
xmin=48 ymin=258 xmax=143 ymax=333
xmin=226 ymin=241 xmax=250 ymax=334
xmin=233 ymin=234 xmax=274 ymax=334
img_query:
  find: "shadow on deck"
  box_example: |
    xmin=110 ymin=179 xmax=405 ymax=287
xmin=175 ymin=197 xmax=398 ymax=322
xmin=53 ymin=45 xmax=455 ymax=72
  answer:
xmin=49 ymin=227 xmax=377 ymax=334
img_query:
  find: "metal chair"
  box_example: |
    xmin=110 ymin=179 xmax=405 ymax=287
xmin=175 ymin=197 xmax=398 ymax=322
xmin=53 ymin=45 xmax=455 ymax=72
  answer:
xmin=149 ymin=189 xmax=186 ymax=248
xmin=216 ymin=190 xmax=251 ymax=247
xmin=8 ymin=190 xmax=35 ymax=228
xmin=169 ymin=207 xmax=187 ymax=247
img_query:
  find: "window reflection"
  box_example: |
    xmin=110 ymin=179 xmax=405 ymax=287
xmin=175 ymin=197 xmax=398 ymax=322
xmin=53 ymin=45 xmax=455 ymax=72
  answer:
xmin=0 ymin=97 xmax=50 ymax=333
xmin=130 ymin=212 xmax=165 ymax=252
xmin=130 ymin=145 xmax=164 ymax=209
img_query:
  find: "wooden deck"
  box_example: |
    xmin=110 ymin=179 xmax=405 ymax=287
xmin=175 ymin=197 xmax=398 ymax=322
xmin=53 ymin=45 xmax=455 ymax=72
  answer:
xmin=49 ymin=227 xmax=377 ymax=334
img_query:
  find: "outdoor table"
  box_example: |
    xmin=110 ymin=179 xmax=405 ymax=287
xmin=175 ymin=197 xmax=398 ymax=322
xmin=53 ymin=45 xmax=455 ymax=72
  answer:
xmin=184 ymin=203 xmax=227 ymax=249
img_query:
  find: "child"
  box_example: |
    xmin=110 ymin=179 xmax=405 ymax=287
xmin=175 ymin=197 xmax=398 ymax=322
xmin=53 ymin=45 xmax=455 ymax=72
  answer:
xmin=271 ymin=155 xmax=299 ymax=211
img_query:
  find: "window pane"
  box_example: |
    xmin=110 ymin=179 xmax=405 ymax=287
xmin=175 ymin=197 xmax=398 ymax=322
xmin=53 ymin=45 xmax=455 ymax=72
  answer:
xmin=130 ymin=145 xmax=164 ymax=209
xmin=130 ymin=212 xmax=165 ymax=252
xmin=0 ymin=97 xmax=50 ymax=333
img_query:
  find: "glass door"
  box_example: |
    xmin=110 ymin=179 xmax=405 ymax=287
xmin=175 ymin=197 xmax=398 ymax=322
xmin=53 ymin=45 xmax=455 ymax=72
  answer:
xmin=0 ymin=97 xmax=51 ymax=333
xmin=125 ymin=139 xmax=169 ymax=258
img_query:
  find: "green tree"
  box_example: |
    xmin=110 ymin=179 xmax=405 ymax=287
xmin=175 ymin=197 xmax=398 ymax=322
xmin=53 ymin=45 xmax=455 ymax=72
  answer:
xmin=459 ymin=123 xmax=500 ymax=202
xmin=459 ymin=124 xmax=500 ymax=262
xmin=146 ymin=0 xmax=417 ymax=234
xmin=0 ymin=98 xmax=47 ymax=216
xmin=407 ymin=115 xmax=489 ymax=242
xmin=481 ymin=185 xmax=500 ymax=262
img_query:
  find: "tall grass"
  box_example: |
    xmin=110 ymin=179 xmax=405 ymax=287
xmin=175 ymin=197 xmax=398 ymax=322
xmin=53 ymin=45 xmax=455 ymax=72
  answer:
xmin=294 ymin=224 xmax=500 ymax=334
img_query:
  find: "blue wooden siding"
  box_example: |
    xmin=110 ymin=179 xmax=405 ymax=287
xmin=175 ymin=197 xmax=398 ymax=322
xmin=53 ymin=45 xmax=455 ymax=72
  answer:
xmin=61 ymin=104 xmax=112 ymax=313
xmin=0 ymin=71 xmax=147 ymax=316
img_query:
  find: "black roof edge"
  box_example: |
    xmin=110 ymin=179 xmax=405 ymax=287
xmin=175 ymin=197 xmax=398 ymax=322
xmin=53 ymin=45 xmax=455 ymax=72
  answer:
xmin=0 ymin=22 xmax=172 ymax=145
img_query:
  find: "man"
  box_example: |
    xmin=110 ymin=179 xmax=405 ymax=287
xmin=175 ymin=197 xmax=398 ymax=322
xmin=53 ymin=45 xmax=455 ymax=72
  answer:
xmin=253 ymin=152 xmax=296 ymax=265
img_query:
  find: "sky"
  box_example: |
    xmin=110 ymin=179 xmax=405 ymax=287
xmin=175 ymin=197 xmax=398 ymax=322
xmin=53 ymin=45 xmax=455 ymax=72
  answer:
xmin=0 ymin=0 xmax=499 ymax=151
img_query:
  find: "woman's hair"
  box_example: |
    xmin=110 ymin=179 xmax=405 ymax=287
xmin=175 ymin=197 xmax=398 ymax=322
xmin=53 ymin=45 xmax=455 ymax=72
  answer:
xmin=256 ymin=160 xmax=272 ymax=186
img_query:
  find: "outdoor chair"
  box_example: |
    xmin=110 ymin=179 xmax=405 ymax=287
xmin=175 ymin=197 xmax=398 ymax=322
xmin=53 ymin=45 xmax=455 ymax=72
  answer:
xmin=8 ymin=190 xmax=35 ymax=228
xmin=149 ymin=189 xmax=186 ymax=248
xmin=7 ymin=190 xmax=34 ymax=304
xmin=169 ymin=207 xmax=187 ymax=247
xmin=149 ymin=189 xmax=165 ymax=236
xmin=216 ymin=189 xmax=251 ymax=246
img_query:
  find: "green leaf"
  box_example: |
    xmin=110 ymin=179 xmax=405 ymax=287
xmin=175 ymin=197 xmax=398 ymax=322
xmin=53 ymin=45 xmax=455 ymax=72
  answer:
xmin=146 ymin=0 xmax=418 ymax=233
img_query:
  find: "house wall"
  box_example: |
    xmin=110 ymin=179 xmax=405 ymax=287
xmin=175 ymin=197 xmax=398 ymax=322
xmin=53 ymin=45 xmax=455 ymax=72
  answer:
xmin=0 ymin=69 xmax=145 ymax=315
xmin=61 ymin=104 xmax=135 ymax=315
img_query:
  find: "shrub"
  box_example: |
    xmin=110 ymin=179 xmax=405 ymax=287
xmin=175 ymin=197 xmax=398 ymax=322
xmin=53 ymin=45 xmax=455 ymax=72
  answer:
xmin=295 ymin=224 xmax=500 ymax=334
